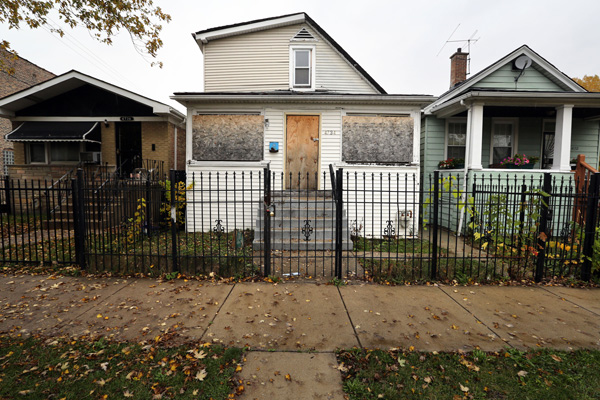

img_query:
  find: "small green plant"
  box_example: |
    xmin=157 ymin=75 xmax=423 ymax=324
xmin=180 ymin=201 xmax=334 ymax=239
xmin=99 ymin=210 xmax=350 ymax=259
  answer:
xmin=423 ymin=175 xmax=477 ymax=229
xmin=267 ymin=275 xmax=281 ymax=283
xmin=160 ymin=180 xmax=193 ymax=230
xmin=124 ymin=197 xmax=146 ymax=244
xmin=330 ymin=277 xmax=346 ymax=287
xmin=164 ymin=271 xmax=179 ymax=280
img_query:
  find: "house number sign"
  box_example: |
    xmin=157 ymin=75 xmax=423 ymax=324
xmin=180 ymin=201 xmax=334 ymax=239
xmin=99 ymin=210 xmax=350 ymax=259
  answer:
xmin=323 ymin=130 xmax=338 ymax=135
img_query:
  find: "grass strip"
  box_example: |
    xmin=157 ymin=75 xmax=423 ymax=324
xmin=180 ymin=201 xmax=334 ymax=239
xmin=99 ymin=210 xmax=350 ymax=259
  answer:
xmin=0 ymin=335 xmax=243 ymax=399
xmin=337 ymin=347 xmax=600 ymax=400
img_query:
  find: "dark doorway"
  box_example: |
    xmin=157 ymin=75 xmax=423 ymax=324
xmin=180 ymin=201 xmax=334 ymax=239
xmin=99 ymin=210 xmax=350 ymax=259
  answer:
xmin=116 ymin=122 xmax=142 ymax=176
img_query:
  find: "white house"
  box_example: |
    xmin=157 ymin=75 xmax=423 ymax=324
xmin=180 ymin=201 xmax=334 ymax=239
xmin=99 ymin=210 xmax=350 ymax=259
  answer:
xmin=172 ymin=12 xmax=434 ymax=241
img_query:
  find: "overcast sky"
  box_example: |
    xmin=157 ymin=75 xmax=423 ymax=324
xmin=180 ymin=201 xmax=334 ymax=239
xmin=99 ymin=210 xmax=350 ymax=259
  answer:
xmin=1 ymin=0 xmax=599 ymax=112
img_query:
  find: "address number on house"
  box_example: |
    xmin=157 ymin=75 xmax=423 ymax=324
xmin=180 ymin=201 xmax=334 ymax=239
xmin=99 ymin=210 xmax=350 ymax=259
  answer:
xmin=323 ymin=130 xmax=338 ymax=135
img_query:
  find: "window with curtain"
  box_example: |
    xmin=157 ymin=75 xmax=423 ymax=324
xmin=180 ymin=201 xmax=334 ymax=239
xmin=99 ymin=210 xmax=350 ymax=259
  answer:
xmin=447 ymin=121 xmax=467 ymax=159
xmin=50 ymin=143 xmax=80 ymax=162
xmin=492 ymin=122 xmax=514 ymax=164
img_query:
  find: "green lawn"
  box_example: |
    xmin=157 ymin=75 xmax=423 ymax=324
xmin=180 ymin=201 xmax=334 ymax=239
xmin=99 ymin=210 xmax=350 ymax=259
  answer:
xmin=337 ymin=347 xmax=600 ymax=400
xmin=0 ymin=335 xmax=243 ymax=399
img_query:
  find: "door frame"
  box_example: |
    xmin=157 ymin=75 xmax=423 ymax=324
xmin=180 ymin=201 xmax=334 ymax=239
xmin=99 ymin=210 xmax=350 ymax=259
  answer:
xmin=283 ymin=113 xmax=321 ymax=190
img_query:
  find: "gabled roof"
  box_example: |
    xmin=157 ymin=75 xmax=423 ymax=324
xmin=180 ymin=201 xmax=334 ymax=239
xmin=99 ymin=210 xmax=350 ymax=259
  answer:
xmin=192 ymin=12 xmax=387 ymax=94
xmin=425 ymin=45 xmax=587 ymax=114
xmin=0 ymin=70 xmax=185 ymax=121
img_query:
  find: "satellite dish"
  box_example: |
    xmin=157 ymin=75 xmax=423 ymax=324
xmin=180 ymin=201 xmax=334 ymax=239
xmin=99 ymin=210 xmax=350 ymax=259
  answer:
xmin=514 ymin=55 xmax=532 ymax=70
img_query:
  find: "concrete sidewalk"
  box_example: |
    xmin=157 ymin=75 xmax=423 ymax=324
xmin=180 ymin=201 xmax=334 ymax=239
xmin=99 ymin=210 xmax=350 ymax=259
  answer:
xmin=1 ymin=273 xmax=599 ymax=399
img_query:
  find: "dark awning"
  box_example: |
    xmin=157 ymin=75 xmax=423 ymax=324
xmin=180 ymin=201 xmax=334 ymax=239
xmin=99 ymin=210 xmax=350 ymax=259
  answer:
xmin=5 ymin=121 xmax=101 ymax=143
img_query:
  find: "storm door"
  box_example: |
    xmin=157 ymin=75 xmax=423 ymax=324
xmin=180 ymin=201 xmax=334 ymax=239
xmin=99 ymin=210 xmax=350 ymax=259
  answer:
xmin=116 ymin=122 xmax=142 ymax=176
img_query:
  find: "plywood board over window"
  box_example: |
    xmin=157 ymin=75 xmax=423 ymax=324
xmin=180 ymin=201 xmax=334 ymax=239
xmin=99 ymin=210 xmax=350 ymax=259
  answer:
xmin=342 ymin=116 xmax=413 ymax=163
xmin=192 ymin=115 xmax=264 ymax=161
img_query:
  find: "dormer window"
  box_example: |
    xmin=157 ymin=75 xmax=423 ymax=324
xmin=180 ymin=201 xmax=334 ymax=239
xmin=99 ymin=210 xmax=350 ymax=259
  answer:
xmin=290 ymin=45 xmax=316 ymax=90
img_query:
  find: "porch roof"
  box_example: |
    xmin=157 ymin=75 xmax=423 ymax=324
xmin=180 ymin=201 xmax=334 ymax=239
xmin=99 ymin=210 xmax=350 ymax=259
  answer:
xmin=171 ymin=91 xmax=436 ymax=108
xmin=428 ymin=90 xmax=600 ymax=118
xmin=5 ymin=121 xmax=101 ymax=143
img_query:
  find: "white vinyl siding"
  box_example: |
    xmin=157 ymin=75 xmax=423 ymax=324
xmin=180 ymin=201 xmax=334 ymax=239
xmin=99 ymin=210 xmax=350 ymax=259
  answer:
xmin=203 ymin=23 xmax=379 ymax=94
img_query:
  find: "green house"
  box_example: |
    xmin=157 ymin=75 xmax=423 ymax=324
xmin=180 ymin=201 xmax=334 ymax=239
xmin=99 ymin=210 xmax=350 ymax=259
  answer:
xmin=421 ymin=45 xmax=600 ymax=180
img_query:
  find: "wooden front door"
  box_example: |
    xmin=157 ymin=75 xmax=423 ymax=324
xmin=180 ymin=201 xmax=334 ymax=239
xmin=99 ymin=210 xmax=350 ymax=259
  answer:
xmin=286 ymin=115 xmax=319 ymax=190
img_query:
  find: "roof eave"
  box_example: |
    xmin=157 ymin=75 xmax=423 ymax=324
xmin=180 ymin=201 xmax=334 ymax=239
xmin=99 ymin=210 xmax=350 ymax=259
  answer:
xmin=171 ymin=93 xmax=435 ymax=107
xmin=428 ymin=91 xmax=600 ymax=118
xmin=0 ymin=70 xmax=185 ymax=122
xmin=193 ymin=13 xmax=306 ymax=52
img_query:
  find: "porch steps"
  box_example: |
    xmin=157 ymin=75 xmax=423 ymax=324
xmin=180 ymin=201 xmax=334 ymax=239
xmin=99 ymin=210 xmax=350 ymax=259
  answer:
xmin=41 ymin=179 xmax=123 ymax=230
xmin=252 ymin=193 xmax=353 ymax=251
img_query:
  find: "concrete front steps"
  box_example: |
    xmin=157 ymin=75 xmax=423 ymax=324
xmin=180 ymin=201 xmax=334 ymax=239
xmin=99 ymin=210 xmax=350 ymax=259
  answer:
xmin=253 ymin=192 xmax=352 ymax=251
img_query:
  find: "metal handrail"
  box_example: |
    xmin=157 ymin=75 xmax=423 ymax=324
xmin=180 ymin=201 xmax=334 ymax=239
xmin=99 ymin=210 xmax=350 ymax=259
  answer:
xmin=329 ymin=164 xmax=337 ymax=202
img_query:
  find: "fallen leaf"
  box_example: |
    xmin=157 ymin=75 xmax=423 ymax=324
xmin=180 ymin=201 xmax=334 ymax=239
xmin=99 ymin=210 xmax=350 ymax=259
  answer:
xmin=195 ymin=369 xmax=207 ymax=381
xmin=551 ymin=354 xmax=563 ymax=362
xmin=518 ymin=370 xmax=528 ymax=377
xmin=124 ymin=390 xmax=134 ymax=398
xmin=460 ymin=383 xmax=469 ymax=392
xmin=96 ymin=378 xmax=106 ymax=386
xmin=285 ymin=373 xmax=292 ymax=381
xmin=100 ymin=362 xmax=108 ymax=371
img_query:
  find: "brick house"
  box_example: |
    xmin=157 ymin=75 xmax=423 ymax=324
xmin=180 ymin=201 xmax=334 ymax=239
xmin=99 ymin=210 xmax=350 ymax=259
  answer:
xmin=0 ymin=50 xmax=55 ymax=176
xmin=0 ymin=70 xmax=185 ymax=182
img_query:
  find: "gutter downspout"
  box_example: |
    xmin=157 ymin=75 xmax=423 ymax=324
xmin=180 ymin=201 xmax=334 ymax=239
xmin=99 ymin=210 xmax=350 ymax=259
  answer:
xmin=457 ymin=99 xmax=472 ymax=236
xmin=174 ymin=125 xmax=178 ymax=170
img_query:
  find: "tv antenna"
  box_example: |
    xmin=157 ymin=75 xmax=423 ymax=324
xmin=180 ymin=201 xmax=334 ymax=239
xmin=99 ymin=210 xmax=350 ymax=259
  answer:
xmin=437 ymin=24 xmax=480 ymax=75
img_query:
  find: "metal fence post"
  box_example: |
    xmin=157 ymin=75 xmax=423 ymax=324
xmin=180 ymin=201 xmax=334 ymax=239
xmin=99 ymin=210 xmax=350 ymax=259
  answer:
xmin=431 ymin=171 xmax=439 ymax=280
xmin=263 ymin=165 xmax=271 ymax=277
xmin=72 ymin=169 xmax=87 ymax=270
xmin=170 ymin=169 xmax=179 ymax=273
xmin=582 ymin=173 xmax=600 ymax=281
xmin=535 ymin=173 xmax=552 ymax=282
xmin=335 ymin=168 xmax=344 ymax=280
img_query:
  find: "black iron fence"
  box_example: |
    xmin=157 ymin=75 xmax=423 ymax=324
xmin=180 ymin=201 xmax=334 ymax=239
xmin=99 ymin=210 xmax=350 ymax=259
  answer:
xmin=1 ymin=167 xmax=599 ymax=282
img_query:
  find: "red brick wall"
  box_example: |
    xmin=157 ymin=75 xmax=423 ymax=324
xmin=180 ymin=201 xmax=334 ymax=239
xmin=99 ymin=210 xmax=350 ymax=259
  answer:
xmin=0 ymin=49 xmax=55 ymax=175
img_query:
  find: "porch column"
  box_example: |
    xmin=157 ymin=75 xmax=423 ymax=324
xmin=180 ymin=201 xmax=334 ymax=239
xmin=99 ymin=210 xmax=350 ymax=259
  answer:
xmin=553 ymin=104 xmax=574 ymax=172
xmin=468 ymin=102 xmax=484 ymax=170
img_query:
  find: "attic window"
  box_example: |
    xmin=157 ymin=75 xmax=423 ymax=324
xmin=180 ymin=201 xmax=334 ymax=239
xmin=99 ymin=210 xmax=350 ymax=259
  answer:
xmin=290 ymin=45 xmax=315 ymax=90
xmin=292 ymin=28 xmax=315 ymax=41
xmin=294 ymin=49 xmax=311 ymax=87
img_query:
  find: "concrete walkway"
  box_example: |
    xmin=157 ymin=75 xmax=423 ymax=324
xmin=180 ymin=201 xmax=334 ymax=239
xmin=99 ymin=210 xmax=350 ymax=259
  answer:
xmin=1 ymin=273 xmax=599 ymax=399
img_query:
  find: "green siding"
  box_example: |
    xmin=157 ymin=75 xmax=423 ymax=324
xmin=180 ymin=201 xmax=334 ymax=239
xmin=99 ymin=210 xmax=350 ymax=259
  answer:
xmin=571 ymin=119 xmax=600 ymax=168
xmin=476 ymin=63 xmax=566 ymax=91
xmin=421 ymin=116 xmax=446 ymax=178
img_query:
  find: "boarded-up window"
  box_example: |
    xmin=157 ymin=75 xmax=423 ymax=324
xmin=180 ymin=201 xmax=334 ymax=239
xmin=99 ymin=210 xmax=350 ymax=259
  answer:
xmin=192 ymin=115 xmax=264 ymax=161
xmin=342 ymin=116 xmax=413 ymax=163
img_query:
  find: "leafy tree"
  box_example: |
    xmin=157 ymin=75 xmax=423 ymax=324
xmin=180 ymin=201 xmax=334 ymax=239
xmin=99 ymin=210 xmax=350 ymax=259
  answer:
xmin=0 ymin=0 xmax=171 ymax=68
xmin=572 ymin=75 xmax=600 ymax=92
